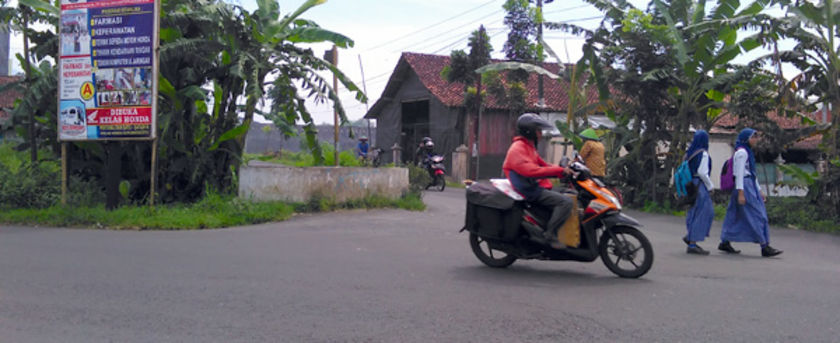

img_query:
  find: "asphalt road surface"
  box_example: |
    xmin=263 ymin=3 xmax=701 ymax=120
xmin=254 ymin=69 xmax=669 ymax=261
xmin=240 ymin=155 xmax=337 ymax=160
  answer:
xmin=1 ymin=188 xmax=839 ymax=342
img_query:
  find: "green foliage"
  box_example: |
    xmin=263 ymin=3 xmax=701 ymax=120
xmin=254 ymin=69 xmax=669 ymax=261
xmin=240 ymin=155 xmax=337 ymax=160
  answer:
xmin=444 ymin=25 xmax=493 ymax=114
xmin=765 ymin=197 xmax=840 ymax=233
xmin=407 ymin=163 xmax=431 ymax=195
xmin=293 ymin=192 xmax=425 ymax=213
xmin=3 ymin=0 xmax=366 ymax=206
xmin=548 ymin=0 xmax=776 ymax=207
xmin=502 ymin=0 xmax=538 ymax=83
xmin=244 ymin=144 xmax=363 ymax=167
xmin=0 ymin=143 xmax=60 ymax=208
xmin=0 ymin=191 xmax=424 ymax=229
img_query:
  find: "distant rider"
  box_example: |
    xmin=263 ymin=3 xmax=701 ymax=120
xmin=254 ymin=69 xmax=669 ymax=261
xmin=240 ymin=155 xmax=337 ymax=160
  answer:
xmin=356 ymin=136 xmax=370 ymax=160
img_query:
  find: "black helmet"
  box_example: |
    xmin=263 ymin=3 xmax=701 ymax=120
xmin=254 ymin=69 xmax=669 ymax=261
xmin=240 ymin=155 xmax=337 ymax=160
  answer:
xmin=516 ymin=113 xmax=553 ymax=141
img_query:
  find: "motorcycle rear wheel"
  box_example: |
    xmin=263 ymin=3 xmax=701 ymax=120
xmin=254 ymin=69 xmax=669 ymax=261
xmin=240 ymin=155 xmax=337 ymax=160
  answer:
xmin=598 ymin=225 xmax=653 ymax=278
xmin=469 ymin=233 xmax=517 ymax=268
xmin=434 ymin=174 xmax=445 ymax=192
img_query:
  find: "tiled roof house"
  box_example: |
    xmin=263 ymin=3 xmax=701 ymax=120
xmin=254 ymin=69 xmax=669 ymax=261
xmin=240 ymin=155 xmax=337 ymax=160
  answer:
xmin=365 ymin=52 xmax=602 ymax=179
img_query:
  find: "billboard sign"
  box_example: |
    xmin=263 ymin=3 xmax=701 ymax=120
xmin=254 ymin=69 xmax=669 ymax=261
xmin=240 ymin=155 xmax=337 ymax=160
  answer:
xmin=58 ymin=0 xmax=159 ymax=141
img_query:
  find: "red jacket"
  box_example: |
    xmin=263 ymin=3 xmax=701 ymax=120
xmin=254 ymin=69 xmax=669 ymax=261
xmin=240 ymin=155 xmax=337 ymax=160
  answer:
xmin=502 ymin=136 xmax=565 ymax=199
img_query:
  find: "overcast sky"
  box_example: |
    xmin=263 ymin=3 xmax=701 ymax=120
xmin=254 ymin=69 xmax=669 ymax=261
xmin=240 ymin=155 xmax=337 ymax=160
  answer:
xmin=6 ymin=0 xmax=796 ymax=124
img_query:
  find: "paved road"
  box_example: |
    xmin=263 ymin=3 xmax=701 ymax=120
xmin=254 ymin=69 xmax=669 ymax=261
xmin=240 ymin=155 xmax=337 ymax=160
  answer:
xmin=1 ymin=188 xmax=839 ymax=342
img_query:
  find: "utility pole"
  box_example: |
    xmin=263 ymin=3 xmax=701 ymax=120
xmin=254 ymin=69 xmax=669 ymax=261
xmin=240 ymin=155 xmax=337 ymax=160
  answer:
xmin=358 ymin=55 xmax=372 ymax=146
xmin=535 ymin=0 xmax=553 ymax=108
xmin=537 ymin=0 xmax=545 ymax=108
xmin=325 ymin=45 xmax=339 ymax=166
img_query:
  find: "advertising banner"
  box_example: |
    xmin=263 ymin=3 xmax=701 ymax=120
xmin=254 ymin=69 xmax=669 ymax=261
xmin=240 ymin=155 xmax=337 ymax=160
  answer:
xmin=58 ymin=0 xmax=158 ymax=141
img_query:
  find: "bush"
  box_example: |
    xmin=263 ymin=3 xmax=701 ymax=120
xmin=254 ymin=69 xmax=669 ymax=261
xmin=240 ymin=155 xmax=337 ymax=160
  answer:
xmin=0 ymin=144 xmax=61 ymax=209
xmin=407 ymin=163 xmax=431 ymax=194
xmin=246 ymin=143 xmax=363 ymax=167
xmin=765 ymin=197 xmax=839 ymax=233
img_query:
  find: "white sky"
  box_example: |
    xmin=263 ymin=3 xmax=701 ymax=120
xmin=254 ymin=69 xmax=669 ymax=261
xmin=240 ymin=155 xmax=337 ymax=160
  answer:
xmin=6 ymin=0 xmax=800 ymax=124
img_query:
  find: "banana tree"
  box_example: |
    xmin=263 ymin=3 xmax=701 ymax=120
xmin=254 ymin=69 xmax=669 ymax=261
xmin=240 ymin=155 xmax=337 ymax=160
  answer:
xmin=153 ymin=0 xmax=366 ymax=202
xmin=541 ymin=0 xmax=779 ymax=205
xmin=0 ymin=0 xmax=58 ymax=162
xmin=772 ymin=0 xmax=840 ymax=208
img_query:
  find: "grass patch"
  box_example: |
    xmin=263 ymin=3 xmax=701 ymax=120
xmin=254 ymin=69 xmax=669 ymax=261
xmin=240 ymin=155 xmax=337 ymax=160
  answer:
xmin=244 ymin=145 xmax=363 ymax=167
xmin=0 ymin=192 xmax=425 ymax=230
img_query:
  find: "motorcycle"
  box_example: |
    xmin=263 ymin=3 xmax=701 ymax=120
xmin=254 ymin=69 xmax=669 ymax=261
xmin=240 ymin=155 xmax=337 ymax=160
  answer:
xmin=460 ymin=159 xmax=653 ymax=278
xmin=363 ymin=147 xmax=384 ymax=167
xmin=424 ymin=154 xmax=446 ymax=192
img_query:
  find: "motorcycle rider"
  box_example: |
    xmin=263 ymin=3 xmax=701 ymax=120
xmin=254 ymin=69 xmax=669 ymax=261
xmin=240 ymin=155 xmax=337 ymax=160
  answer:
xmin=502 ymin=113 xmax=573 ymax=247
xmin=356 ymin=136 xmax=370 ymax=161
xmin=415 ymin=137 xmax=434 ymax=164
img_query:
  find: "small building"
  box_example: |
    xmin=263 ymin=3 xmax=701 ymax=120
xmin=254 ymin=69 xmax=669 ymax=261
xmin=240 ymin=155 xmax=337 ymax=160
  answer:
xmin=364 ymin=52 xmax=602 ymax=179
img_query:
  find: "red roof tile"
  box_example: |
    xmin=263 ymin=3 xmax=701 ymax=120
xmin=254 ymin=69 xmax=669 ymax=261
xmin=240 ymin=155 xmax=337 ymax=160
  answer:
xmin=713 ymin=108 xmax=831 ymax=151
xmin=0 ymin=76 xmax=23 ymax=123
xmin=0 ymin=75 xmax=23 ymax=109
xmin=714 ymin=109 xmax=831 ymax=130
xmin=392 ymin=52 xmax=601 ymax=112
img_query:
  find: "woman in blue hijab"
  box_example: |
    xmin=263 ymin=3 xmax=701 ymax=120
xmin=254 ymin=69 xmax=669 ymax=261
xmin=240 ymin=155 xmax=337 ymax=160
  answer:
xmin=683 ymin=130 xmax=714 ymax=255
xmin=719 ymin=128 xmax=783 ymax=257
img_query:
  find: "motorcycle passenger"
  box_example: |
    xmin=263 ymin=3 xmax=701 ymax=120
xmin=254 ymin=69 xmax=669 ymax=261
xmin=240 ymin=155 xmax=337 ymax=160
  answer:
xmin=356 ymin=136 xmax=369 ymax=161
xmin=502 ymin=113 xmax=573 ymax=247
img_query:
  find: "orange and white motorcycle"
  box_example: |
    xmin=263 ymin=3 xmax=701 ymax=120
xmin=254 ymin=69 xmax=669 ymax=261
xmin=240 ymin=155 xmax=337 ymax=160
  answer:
xmin=461 ymin=158 xmax=653 ymax=278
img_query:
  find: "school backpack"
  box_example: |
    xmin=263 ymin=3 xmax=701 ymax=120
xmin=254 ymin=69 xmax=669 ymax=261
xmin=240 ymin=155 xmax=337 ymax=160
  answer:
xmin=674 ymin=149 xmax=704 ymax=197
xmin=719 ymin=148 xmax=744 ymax=192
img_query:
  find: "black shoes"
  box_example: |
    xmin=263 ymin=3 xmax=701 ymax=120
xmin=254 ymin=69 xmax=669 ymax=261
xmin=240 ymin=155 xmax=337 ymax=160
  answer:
xmin=686 ymin=245 xmax=710 ymax=255
xmin=718 ymin=241 xmax=741 ymax=254
xmin=682 ymin=236 xmax=690 ymax=246
xmin=543 ymin=231 xmax=564 ymax=249
xmin=761 ymin=245 xmax=783 ymax=257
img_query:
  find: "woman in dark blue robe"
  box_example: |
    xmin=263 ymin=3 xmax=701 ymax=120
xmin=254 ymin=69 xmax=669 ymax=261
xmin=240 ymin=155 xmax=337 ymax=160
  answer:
xmin=683 ymin=130 xmax=714 ymax=255
xmin=719 ymin=128 xmax=783 ymax=257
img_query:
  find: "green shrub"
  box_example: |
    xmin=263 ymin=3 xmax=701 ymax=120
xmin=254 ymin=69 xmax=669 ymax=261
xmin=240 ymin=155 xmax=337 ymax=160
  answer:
xmin=407 ymin=163 xmax=431 ymax=194
xmin=765 ymin=197 xmax=839 ymax=233
xmin=0 ymin=144 xmax=61 ymax=209
xmin=245 ymin=143 xmax=364 ymax=168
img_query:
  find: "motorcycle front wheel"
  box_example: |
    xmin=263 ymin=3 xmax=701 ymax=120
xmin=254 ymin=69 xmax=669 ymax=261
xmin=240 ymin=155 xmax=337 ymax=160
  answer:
xmin=598 ymin=226 xmax=653 ymax=278
xmin=469 ymin=233 xmax=516 ymax=268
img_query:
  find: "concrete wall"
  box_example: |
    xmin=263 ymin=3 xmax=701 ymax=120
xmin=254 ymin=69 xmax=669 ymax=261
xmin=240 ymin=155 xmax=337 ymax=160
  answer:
xmin=239 ymin=162 xmax=409 ymax=203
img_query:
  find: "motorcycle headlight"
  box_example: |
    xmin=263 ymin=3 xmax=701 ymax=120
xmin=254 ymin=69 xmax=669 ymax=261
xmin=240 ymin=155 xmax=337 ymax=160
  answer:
xmin=594 ymin=189 xmax=621 ymax=210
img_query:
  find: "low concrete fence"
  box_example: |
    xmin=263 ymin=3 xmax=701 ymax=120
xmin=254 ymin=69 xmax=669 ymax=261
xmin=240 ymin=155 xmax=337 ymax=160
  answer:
xmin=239 ymin=161 xmax=409 ymax=203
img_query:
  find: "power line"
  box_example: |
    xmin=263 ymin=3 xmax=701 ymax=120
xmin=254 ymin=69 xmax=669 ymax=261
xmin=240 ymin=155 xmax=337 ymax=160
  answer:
xmin=431 ymin=27 xmax=508 ymax=55
xmin=542 ymin=3 xmax=592 ymax=14
xmin=365 ymin=0 xmax=500 ymax=52
xmin=391 ymin=9 xmax=506 ymax=53
xmin=416 ymin=25 xmax=506 ymax=55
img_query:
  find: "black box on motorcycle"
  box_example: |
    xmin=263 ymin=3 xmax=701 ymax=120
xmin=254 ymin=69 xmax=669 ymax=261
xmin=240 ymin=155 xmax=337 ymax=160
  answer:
xmin=464 ymin=182 xmax=522 ymax=240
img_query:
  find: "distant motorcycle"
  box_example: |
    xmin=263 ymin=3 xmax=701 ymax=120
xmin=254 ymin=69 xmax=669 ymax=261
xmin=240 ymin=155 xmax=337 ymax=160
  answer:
xmin=424 ymin=154 xmax=446 ymax=192
xmin=366 ymin=147 xmax=384 ymax=167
